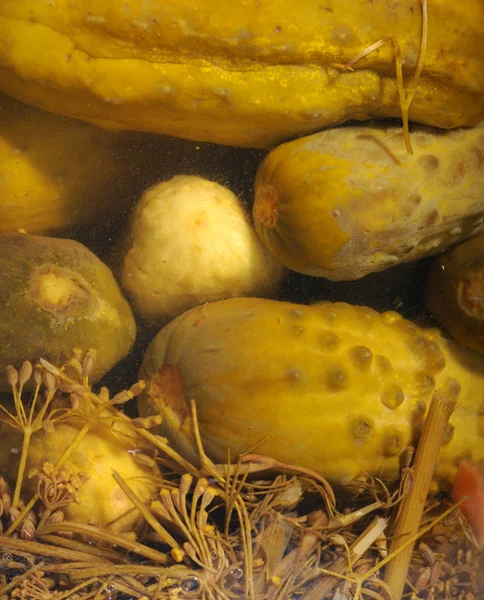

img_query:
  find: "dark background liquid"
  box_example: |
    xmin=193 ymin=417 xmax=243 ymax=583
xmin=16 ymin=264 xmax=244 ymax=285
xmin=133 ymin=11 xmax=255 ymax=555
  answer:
xmin=64 ymin=124 xmax=435 ymax=396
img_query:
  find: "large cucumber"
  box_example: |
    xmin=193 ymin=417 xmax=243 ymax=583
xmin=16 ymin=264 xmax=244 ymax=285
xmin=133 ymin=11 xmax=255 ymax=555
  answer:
xmin=253 ymin=122 xmax=484 ymax=279
xmin=0 ymin=1 xmax=482 ymax=147
xmin=139 ymin=297 xmax=484 ymax=485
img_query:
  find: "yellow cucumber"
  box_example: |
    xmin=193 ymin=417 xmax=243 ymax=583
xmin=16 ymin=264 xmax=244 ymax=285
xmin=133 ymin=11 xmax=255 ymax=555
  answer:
xmin=253 ymin=122 xmax=484 ymax=279
xmin=139 ymin=297 xmax=484 ymax=486
xmin=0 ymin=1 xmax=483 ymax=147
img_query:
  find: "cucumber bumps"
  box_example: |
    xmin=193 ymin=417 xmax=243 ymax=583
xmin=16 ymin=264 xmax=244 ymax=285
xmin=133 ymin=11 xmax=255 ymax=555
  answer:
xmin=139 ymin=297 xmax=484 ymax=486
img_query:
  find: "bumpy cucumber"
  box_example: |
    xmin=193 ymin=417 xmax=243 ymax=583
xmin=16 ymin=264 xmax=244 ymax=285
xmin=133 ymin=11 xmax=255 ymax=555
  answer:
xmin=139 ymin=297 xmax=484 ymax=485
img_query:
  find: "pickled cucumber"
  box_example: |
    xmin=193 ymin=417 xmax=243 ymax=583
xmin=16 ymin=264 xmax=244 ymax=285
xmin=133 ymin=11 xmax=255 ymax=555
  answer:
xmin=253 ymin=122 xmax=484 ymax=279
xmin=0 ymin=405 xmax=159 ymax=532
xmin=139 ymin=297 xmax=484 ymax=485
xmin=427 ymin=234 xmax=484 ymax=354
xmin=122 ymin=175 xmax=285 ymax=322
xmin=0 ymin=233 xmax=136 ymax=391
xmin=0 ymin=1 xmax=483 ymax=147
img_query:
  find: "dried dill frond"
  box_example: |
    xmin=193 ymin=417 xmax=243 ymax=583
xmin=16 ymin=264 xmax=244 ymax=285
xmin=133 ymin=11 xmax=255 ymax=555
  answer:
xmin=1 ymin=356 xmax=482 ymax=600
xmin=0 ymin=361 xmax=60 ymax=512
xmin=1 ymin=352 xmax=160 ymax=540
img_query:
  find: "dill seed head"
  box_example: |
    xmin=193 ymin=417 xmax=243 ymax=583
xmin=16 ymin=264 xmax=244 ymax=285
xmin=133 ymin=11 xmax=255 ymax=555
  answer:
xmin=7 ymin=365 xmax=18 ymax=387
xmin=18 ymin=361 xmax=33 ymax=387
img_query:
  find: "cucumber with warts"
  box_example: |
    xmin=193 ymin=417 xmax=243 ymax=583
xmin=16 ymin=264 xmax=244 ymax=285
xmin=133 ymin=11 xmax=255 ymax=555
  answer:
xmin=139 ymin=297 xmax=484 ymax=486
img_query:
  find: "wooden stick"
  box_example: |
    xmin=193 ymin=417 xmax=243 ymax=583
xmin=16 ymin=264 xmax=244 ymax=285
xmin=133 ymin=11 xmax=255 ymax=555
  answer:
xmin=384 ymin=390 xmax=456 ymax=599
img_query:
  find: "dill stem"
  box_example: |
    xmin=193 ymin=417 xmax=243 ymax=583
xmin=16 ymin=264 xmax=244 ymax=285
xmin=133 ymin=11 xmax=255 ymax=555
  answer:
xmin=38 ymin=521 xmax=169 ymax=564
xmin=39 ymin=534 xmax=126 ymax=561
xmin=55 ymin=578 xmax=100 ymax=600
xmin=112 ymin=470 xmax=180 ymax=550
xmin=0 ymin=536 xmax=112 ymax=562
xmin=383 ymin=391 xmax=456 ymax=600
xmin=55 ymin=421 xmax=91 ymax=469
xmin=11 ymin=427 xmax=32 ymax=510
xmin=37 ymin=506 xmax=55 ymax=532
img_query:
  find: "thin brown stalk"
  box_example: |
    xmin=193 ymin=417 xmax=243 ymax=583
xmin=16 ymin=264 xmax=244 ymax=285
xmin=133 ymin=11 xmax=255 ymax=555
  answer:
xmin=40 ymin=561 xmax=114 ymax=572
xmin=240 ymin=454 xmax=336 ymax=511
xmin=383 ymin=391 xmax=456 ymax=599
xmin=111 ymin=469 xmax=180 ymax=550
xmin=52 ymin=577 xmax=100 ymax=600
xmin=180 ymin=475 xmax=216 ymax=569
xmin=39 ymin=534 xmax=128 ymax=561
xmin=61 ymin=564 xmax=182 ymax=579
xmin=158 ymin=488 xmax=204 ymax=562
xmin=342 ymin=0 xmax=428 ymax=155
xmin=233 ymin=494 xmax=255 ymax=600
xmin=37 ymin=521 xmax=169 ymax=564
xmin=196 ymin=489 xmax=218 ymax=567
xmin=404 ymin=0 xmax=428 ymax=111
xmin=93 ymin=575 xmax=115 ymax=600
xmin=138 ymin=427 xmax=200 ymax=477
xmin=189 ymin=400 xmax=220 ymax=481
xmin=224 ymin=457 xmax=250 ymax=541
xmin=0 ymin=536 xmax=112 ymax=563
